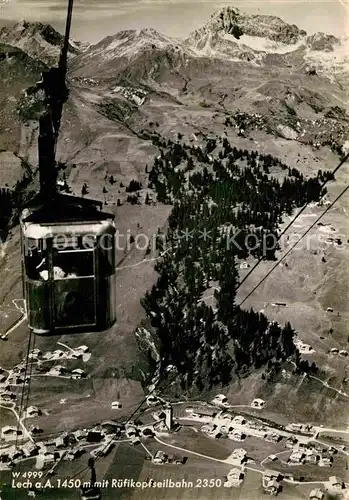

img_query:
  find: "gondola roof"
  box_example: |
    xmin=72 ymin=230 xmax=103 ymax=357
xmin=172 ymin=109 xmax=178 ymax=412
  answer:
xmin=22 ymin=193 xmax=114 ymax=224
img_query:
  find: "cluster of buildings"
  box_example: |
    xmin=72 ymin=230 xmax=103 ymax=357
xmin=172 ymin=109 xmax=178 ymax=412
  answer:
xmin=308 ymin=477 xmax=345 ymax=498
xmin=0 ymin=397 xmax=178 ymax=471
xmin=151 ymin=450 xmax=184 ymax=465
xmin=45 ymin=365 xmax=86 ymax=379
xmin=0 ymin=345 xmax=90 ymax=401
xmin=123 ymin=404 xmax=176 ymax=445
xmin=28 ymin=345 xmax=90 ymax=362
xmin=0 ymin=440 xmax=39 ymax=468
xmin=286 ymin=423 xmax=314 ymax=434
xmin=188 ymin=407 xmax=284 ymax=446
xmin=330 ymin=347 xmax=348 ymax=357
xmin=210 ymin=394 xmax=266 ymax=410
xmin=201 ymin=416 xmax=248 ymax=442
xmin=288 ymin=442 xmax=337 ymax=467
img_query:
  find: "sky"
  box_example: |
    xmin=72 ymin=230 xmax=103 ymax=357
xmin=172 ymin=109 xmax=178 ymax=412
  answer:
xmin=0 ymin=0 xmax=348 ymax=43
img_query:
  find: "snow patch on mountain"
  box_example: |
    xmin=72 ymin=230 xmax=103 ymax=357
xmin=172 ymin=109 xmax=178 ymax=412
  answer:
xmin=228 ymin=34 xmax=305 ymax=54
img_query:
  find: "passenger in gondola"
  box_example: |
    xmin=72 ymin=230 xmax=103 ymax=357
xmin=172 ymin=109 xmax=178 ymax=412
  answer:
xmin=36 ymin=254 xmax=66 ymax=280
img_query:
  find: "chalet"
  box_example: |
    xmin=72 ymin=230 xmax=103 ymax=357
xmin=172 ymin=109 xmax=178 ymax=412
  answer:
xmin=318 ymin=456 xmax=333 ymax=467
xmin=240 ymin=262 xmax=250 ymax=269
xmin=251 ymin=398 xmax=265 ymax=408
xmin=52 ymin=350 xmax=65 ymax=359
xmin=71 ymin=368 xmax=85 ymax=379
xmin=328 ymin=476 xmax=343 ymax=490
xmin=42 ymin=451 xmax=58 ymax=464
xmin=13 ymin=365 xmax=26 ymax=374
xmin=29 ymin=348 xmax=42 ymax=358
xmin=304 ymin=453 xmax=318 ymax=465
xmin=49 ymin=365 xmax=65 ymax=376
xmin=286 ymin=436 xmax=298 ymax=448
xmin=230 ymin=430 xmax=245 ymax=442
xmin=125 ymin=425 xmax=137 ymax=438
xmin=100 ymin=422 xmax=121 ymax=436
xmin=73 ymin=429 xmax=88 ymax=440
xmin=21 ymin=442 xmax=39 ymax=457
xmin=152 ymin=450 xmax=168 ymax=464
xmin=287 ymin=423 xmax=302 ymax=432
xmin=76 ymin=345 xmax=89 ymax=354
xmin=233 ymin=415 xmax=245 ymax=425
xmin=8 ymin=449 xmax=24 ymax=462
xmin=202 ymin=423 xmax=220 ymax=438
xmin=212 ymin=394 xmax=228 ymax=405
xmin=152 ymin=410 xmax=167 ymax=422
xmin=146 ymin=395 xmax=158 ymax=406
xmin=0 ymin=392 xmax=16 ymax=401
xmin=1 ymin=426 xmax=22 ymax=442
xmin=111 ymin=401 xmax=122 ymax=409
xmin=26 ymin=405 xmax=41 ymax=418
xmin=186 ymin=408 xmax=216 ymax=421
xmin=71 ymin=351 xmax=83 ymax=359
xmin=309 ymin=489 xmax=324 ymax=500
xmin=201 ymin=423 xmax=216 ymax=434
xmin=264 ymin=479 xmax=281 ymax=495
xmin=229 ymin=448 xmax=247 ymax=465
xmin=55 ymin=434 xmax=70 ymax=448
xmin=289 ymin=450 xmax=304 ymax=464
xmin=265 ymin=432 xmax=281 ymax=443
xmin=263 ymin=470 xmax=282 ymax=483
xmin=225 ymin=468 xmax=244 ymax=487
xmin=65 ymin=448 xmax=83 ymax=461
xmin=30 ymin=425 xmax=43 ymax=435
xmin=130 ymin=434 xmax=140 ymax=446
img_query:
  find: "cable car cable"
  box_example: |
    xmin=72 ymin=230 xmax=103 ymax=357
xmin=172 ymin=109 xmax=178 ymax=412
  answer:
xmin=21 ymin=333 xmax=37 ymax=449
xmin=15 ymin=328 xmax=33 ymax=450
xmin=238 ymin=183 xmax=349 ymax=307
xmin=235 ymin=152 xmax=349 ymax=293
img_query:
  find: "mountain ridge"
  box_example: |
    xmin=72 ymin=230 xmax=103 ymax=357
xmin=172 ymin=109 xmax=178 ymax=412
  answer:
xmin=1 ymin=7 xmax=348 ymax=81
xmin=0 ymin=19 xmax=89 ymax=65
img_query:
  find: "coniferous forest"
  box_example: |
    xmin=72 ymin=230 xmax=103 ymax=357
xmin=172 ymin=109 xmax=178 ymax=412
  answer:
xmin=141 ymin=133 xmax=327 ymax=392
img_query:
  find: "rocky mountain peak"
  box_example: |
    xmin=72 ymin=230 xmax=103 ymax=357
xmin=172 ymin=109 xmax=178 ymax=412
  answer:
xmin=306 ymin=32 xmax=340 ymax=52
xmin=0 ymin=20 xmax=86 ymax=66
xmin=188 ymin=6 xmax=307 ymax=45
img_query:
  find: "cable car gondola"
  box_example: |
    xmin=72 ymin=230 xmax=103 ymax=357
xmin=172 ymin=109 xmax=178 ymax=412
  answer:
xmin=20 ymin=0 xmax=116 ymax=335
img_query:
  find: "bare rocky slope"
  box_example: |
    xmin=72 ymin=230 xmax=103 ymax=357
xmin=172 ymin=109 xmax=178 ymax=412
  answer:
xmin=0 ymin=7 xmax=348 ymax=431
